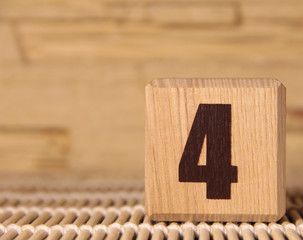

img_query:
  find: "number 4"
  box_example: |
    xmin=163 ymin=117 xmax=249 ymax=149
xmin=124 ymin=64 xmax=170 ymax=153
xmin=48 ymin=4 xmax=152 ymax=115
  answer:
xmin=179 ymin=104 xmax=238 ymax=199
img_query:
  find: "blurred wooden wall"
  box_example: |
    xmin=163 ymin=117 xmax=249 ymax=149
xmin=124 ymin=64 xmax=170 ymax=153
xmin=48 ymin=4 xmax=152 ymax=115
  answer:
xmin=0 ymin=0 xmax=302 ymax=184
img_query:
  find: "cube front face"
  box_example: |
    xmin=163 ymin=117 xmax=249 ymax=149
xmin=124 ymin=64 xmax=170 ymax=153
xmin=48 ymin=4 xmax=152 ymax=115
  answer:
xmin=145 ymin=79 xmax=286 ymax=222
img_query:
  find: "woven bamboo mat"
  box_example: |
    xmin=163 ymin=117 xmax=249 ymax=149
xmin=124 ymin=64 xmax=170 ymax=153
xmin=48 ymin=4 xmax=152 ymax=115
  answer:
xmin=0 ymin=179 xmax=301 ymax=240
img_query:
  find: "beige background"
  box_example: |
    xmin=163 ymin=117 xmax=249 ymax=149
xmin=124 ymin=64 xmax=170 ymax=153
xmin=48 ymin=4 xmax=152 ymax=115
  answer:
xmin=0 ymin=0 xmax=302 ymax=185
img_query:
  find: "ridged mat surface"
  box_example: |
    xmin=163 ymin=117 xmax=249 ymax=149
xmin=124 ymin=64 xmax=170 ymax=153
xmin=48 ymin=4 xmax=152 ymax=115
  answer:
xmin=0 ymin=180 xmax=301 ymax=240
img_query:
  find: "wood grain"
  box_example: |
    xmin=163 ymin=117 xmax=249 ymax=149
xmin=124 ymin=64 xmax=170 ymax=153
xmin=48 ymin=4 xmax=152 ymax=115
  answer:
xmin=0 ymin=0 xmax=301 ymax=183
xmin=145 ymin=78 xmax=286 ymax=222
xmin=0 ymin=0 xmax=104 ymax=20
xmin=0 ymin=0 xmax=238 ymax=26
xmin=0 ymin=63 xmax=144 ymax=178
xmin=0 ymin=127 xmax=69 ymax=171
xmin=0 ymin=23 xmax=21 ymax=64
xmin=243 ymin=1 xmax=303 ymax=27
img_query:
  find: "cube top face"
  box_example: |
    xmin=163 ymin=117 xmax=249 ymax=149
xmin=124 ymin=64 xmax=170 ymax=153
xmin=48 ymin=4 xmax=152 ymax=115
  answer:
xmin=145 ymin=78 xmax=286 ymax=222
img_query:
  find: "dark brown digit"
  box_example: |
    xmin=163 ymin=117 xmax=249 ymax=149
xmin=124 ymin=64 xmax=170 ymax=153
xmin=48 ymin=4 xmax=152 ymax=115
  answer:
xmin=178 ymin=104 xmax=238 ymax=199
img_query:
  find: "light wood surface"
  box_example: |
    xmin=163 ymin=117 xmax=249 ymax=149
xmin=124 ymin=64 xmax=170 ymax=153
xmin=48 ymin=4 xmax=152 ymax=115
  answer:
xmin=145 ymin=78 xmax=286 ymax=221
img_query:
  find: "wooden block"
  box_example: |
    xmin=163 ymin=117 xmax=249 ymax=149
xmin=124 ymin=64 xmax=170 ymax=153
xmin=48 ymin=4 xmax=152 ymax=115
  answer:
xmin=145 ymin=78 xmax=286 ymax=222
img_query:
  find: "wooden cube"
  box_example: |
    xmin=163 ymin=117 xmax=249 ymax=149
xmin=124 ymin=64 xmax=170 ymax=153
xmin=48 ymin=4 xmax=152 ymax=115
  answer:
xmin=145 ymin=79 xmax=286 ymax=222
